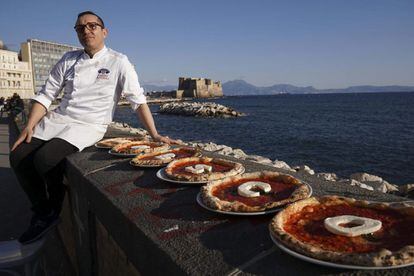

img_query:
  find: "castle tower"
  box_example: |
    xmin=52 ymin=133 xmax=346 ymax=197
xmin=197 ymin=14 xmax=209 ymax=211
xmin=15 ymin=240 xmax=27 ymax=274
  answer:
xmin=178 ymin=77 xmax=223 ymax=98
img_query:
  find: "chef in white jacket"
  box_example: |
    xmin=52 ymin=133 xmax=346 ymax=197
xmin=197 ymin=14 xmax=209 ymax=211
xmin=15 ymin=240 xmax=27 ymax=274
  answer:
xmin=10 ymin=10 xmax=178 ymax=244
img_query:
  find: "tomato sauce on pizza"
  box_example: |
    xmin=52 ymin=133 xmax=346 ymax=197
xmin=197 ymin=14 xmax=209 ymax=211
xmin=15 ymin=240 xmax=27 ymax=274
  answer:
xmin=172 ymin=160 xmax=232 ymax=176
xmin=211 ymin=178 xmax=297 ymax=207
xmin=141 ymin=149 xmax=195 ymax=160
xmin=284 ymin=203 xmax=414 ymax=253
xmin=172 ymin=149 xmax=196 ymax=159
xmin=116 ymin=142 xmax=153 ymax=153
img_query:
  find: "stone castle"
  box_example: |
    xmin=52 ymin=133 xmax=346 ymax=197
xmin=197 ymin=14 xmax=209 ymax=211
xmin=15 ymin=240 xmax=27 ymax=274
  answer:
xmin=176 ymin=77 xmax=223 ymax=98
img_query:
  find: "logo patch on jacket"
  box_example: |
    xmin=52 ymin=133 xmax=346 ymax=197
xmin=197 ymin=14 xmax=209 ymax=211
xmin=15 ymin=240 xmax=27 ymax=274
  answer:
xmin=97 ymin=68 xmax=110 ymax=80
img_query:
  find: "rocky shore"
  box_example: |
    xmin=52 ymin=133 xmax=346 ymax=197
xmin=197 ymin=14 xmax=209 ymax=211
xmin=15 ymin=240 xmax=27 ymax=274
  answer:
xmin=109 ymin=121 xmax=414 ymax=199
xmin=117 ymin=98 xmax=184 ymax=106
xmin=158 ymin=102 xmax=244 ymax=117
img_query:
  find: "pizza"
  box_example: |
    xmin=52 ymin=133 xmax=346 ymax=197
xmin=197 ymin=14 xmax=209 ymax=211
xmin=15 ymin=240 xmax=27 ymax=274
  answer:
xmin=165 ymin=157 xmax=244 ymax=182
xmin=96 ymin=137 xmax=145 ymax=148
xmin=111 ymin=141 xmax=169 ymax=155
xmin=130 ymin=147 xmax=202 ymax=167
xmin=201 ymin=171 xmax=311 ymax=212
xmin=270 ymin=196 xmax=414 ymax=267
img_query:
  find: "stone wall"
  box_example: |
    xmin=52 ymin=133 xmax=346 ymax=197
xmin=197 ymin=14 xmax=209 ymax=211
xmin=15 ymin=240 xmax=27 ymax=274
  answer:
xmin=95 ymin=219 xmax=140 ymax=276
xmin=57 ymin=175 xmax=142 ymax=276
xmin=12 ymin=106 xmax=414 ymax=275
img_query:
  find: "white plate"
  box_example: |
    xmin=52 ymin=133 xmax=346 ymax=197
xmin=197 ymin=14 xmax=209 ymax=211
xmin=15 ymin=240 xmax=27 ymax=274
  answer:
xmin=196 ymin=184 xmax=312 ymax=216
xmin=108 ymin=149 xmax=138 ymax=157
xmin=269 ymin=231 xmax=413 ymax=270
xmin=196 ymin=192 xmax=281 ymax=216
xmin=156 ymin=168 xmax=208 ymax=185
xmin=95 ymin=143 xmax=112 ymax=149
xmin=129 ymin=160 xmax=167 ymax=168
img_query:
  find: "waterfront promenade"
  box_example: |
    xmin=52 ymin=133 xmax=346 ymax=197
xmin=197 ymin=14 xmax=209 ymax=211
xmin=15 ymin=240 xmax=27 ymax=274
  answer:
xmin=0 ymin=113 xmax=74 ymax=275
xmin=0 ymin=114 xmax=31 ymax=240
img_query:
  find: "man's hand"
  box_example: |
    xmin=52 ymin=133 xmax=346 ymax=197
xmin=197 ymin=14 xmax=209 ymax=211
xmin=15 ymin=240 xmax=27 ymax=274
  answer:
xmin=152 ymin=134 xmax=183 ymax=145
xmin=11 ymin=126 xmax=34 ymax=151
xmin=11 ymin=101 xmax=47 ymax=151
xmin=136 ymin=104 xmax=183 ymax=145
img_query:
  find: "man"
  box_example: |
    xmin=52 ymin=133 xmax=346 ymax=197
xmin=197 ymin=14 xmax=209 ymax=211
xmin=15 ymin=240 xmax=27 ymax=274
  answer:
xmin=10 ymin=11 xmax=179 ymax=244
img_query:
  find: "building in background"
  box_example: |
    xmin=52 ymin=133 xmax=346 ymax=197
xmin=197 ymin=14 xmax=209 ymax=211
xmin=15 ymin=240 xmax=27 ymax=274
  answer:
xmin=0 ymin=45 xmax=34 ymax=99
xmin=21 ymin=39 xmax=81 ymax=93
xmin=177 ymin=77 xmax=223 ymax=98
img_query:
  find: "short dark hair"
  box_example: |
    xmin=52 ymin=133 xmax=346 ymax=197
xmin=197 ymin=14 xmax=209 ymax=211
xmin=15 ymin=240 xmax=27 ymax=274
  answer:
xmin=77 ymin=11 xmax=105 ymax=28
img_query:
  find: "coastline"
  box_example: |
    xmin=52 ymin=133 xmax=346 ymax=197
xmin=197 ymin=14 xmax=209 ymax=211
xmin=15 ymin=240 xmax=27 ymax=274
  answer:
xmin=108 ymin=121 xmax=413 ymax=197
xmin=123 ymin=93 xmax=413 ymax=186
xmin=15 ymin=100 xmax=414 ymax=195
xmin=118 ymin=97 xmax=192 ymax=106
xmin=158 ymin=101 xmax=244 ymax=117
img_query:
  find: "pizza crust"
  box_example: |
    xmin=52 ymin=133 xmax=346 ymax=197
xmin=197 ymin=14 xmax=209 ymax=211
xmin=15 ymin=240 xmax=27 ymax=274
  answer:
xmin=130 ymin=147 xmax=201 ymax=166
xmin=112 ymin=141 xmax=169 ymax=154
xmin=270 ymin=196 xmax=414 ymax=267
xmin=165 ymin=157 xmax=244 ymax=182
xmin=201 ymin=171 xmax=311 ymax=212
xmin=96 ymin=137 xmax=145 ymax=148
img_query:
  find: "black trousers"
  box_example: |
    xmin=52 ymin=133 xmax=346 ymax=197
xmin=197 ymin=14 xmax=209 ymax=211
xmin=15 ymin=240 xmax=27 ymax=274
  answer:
xmin=10 ymin=137 xmax=78 ymax=215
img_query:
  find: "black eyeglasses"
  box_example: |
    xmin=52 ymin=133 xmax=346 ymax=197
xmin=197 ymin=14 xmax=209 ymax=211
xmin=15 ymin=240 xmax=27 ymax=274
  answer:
xmin=74 ymin=22 xmax=103 ymax=33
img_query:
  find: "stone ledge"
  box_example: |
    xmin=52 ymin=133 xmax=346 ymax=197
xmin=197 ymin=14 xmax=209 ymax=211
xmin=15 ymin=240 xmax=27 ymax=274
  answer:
xmin=62 ymin=128 xmax=410 ymax=275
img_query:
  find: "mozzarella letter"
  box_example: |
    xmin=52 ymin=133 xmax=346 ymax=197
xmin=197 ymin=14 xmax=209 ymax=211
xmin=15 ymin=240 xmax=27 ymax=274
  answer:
xmin=155 ymin=153 xmax=175 ymax=160
xmin=324 ymin=215 xmax=382 ymax=237
xmin=237 ymin=181 xmax=271 ymax=197
xmin=185 ymin=164 xmax=212 ymax=174
xmin=130 ymin=145 xmax=150 ymax=151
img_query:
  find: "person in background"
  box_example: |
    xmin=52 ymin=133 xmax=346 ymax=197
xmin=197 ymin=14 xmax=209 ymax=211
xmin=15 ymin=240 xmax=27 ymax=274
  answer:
xmin=9 ymin=10 xmax=179 ymax=244
xmin=8 ymin=94 xmax=24 ymax=116
xmin=0 ymin=97 xmax=5 ymax=117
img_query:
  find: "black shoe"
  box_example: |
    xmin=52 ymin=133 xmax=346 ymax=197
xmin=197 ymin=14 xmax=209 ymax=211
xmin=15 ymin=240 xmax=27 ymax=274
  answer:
xmin=18 ymin=212 xmax=61 ymax=244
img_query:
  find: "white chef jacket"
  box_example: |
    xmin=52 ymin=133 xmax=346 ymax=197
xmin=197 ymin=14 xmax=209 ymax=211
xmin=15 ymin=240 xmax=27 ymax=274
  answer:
xmin=32 ymin=46 xmax=147 ymax=151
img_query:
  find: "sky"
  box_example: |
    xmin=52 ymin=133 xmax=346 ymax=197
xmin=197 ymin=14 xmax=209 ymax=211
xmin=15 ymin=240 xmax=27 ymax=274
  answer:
xmin=1 ymin=0 xmax=413 ymax=88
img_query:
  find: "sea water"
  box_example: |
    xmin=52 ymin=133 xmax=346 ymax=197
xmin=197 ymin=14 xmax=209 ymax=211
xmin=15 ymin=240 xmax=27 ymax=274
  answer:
xmin=114 ymin=92 xmax=414 ymax=185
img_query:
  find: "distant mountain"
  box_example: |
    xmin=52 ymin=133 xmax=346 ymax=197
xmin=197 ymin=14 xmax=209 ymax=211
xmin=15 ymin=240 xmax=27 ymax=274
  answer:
xmin=142 ymin=80 xmax=414 ymax=95
xmin=320 ymin=85 xmax=414 ymax=94
xmin=222 ymin=80 xmax=414 ymax=96
xmin=142 ymin=84 xmax=177 ymax=92
xmin=222 ymin=80 xmax=318 ymax=95
xmin=221 ymin=80 xmax=260 ymax=95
